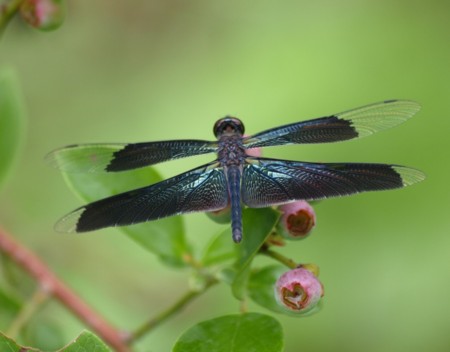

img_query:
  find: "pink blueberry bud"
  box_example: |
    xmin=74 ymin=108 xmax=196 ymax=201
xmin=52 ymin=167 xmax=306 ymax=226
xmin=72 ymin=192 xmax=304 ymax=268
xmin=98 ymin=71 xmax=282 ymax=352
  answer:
xmin=246 ymin=146 xmax=262 ymax=157
xmin=20 ymin=0 xmax=65 ymax=31
xmin=243 ymin=135 xmax=262 ymax=158
xmin=275 ymin=268 xmax=324 ymax=313
xmin=278 ymin=201 xmax=316 ymax=240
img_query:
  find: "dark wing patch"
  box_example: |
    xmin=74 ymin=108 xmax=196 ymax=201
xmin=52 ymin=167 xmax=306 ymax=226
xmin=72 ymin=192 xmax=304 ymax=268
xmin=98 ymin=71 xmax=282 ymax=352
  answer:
xmin=241 ymin=157 xmax=425 ymax=207
xmin=55 ymin=162 xmax=228 ymax=232
xmin=46 ymin=140 xmax=217 ymax=173
xmin=243 ymin=100 xmax=420 ymax=148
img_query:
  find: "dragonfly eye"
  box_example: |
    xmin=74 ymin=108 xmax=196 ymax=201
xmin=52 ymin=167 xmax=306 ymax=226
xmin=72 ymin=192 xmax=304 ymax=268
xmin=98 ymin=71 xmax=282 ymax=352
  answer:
xmin=213 ymin=117 xmax=245 ymax=138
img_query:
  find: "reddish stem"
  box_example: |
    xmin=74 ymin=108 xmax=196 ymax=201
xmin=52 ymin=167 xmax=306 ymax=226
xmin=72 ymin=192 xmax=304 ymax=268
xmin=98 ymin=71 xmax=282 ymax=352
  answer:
xmin=0 ymin=227 xmax=130 ymax=352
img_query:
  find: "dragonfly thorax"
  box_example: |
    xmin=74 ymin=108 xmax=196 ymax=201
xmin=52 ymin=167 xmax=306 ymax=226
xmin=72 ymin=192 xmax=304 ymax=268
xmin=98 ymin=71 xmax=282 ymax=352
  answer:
xmin=213 ymin=117 xmax=245 ymax=138
xmin=217 ymin=134 xmax=246 ymax=167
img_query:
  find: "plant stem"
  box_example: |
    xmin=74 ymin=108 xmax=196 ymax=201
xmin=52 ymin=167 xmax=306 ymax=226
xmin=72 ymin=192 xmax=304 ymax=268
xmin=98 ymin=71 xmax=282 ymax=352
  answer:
xmin=0 ymin=0 xmax=25 ymax=37
xmin=239 ymin=299 xmax=248 ymax=314
xmin=128 ymin=277 xmax=218 ymax=343
xmin=260 ymin=247 xmax=298 ymax=269
xmin=0 ymin=227 xmax=130 ymax=352
xmin=6 ymin=288 xmax=49 ymax=338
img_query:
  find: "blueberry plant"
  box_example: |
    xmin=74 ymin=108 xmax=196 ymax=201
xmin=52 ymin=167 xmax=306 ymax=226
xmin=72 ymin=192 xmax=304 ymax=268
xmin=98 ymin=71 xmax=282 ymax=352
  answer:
xmin=0 ymin=2 xmax=323 ymax=351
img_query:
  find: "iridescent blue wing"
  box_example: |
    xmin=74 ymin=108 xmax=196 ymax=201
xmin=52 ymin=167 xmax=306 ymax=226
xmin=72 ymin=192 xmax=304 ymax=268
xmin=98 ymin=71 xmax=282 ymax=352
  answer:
xmin=241 ymin=157 xmax=425 ymax=207
xmin=55 ymin=162 xmax=228 ymax=232
xmin=46 ymin=140 xmax=217 ymax=173
xmin=243 ymin=100 xmax=420 ymax=148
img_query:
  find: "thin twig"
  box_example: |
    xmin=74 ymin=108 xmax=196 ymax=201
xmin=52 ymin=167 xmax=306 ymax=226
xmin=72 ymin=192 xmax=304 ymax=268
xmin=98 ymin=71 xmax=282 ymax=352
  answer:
xmin=0 ymin=227 xmax=130 ymax=352
xmin=127 ymin=276 xmax=218 ymax=343
xmin=260 ymin=247 xmax=298 ymax=269
xmin=6 ymin=288 xmax=49 ymax=338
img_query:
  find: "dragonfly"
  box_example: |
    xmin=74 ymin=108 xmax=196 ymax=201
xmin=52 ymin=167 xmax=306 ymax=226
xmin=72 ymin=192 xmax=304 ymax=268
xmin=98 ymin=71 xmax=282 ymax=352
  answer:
xmin=48 ymin=100 xmax=425 ymax=243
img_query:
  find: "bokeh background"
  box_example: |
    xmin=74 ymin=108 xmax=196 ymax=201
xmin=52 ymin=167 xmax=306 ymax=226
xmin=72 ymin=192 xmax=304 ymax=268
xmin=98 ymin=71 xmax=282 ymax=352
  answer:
xmin=1 ymin=1 xmax=449 ymax=351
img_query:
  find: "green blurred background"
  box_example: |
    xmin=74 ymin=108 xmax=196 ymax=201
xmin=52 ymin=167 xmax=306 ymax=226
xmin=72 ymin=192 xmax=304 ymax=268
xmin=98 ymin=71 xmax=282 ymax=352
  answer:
xmin=1 ymin=0 xmax=449 ymax=351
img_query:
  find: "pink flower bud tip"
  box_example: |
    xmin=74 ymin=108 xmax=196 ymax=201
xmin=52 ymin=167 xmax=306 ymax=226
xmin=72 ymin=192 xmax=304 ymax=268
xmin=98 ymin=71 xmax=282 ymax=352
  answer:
xmin=20 ymin=0 xmax=64 ymax=31
xmin=275 ymin=268 xmax=324 ymax=313
xmin=243 ymin=135 xmax=262 ymax=158
xmin=279 ymin=201 xmax=316 ymax=239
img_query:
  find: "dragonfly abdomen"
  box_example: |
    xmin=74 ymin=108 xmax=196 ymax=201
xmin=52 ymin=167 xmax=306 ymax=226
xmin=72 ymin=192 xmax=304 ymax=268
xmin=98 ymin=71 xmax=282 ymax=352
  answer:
xmin=227 ymin=166 xmax=243 ymax=243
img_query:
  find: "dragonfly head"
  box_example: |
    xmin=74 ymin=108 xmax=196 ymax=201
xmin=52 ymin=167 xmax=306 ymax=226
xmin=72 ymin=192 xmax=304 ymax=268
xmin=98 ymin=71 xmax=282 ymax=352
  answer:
xmin=213 ymin=116 xmax=245 ymax=138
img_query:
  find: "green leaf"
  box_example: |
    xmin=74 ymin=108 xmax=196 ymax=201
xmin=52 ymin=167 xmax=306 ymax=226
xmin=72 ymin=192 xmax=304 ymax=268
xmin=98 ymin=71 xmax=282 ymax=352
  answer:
xmin=248 ymin=265 xmax=322 ymax=317
xmin=24 ymin=319 xmax=66 ymax=351
xmin=201 ymin=228 xmax=236 ymax=266
xmin=216 ymin=267 xmax=236 ymax=285
xmin=232 ymin=208 xmax=280 ymax=300
xmin=172 ymin=313 xmax=283 ymax=352
xmin=0 ymin=332 xmax=39 ymax=351
xmin=60 ymin=166 xmax=191 ymax=267
xmin=0 ymin=68 xmax=26 ymax=191
xmin=0 ymin=330 xmax=111 ymax=352
xmin=0 ymin=286 xmax=22 ymax=324
xmin=123 ymin=217 xmax=189 ymax=268
xmin=62 ymin=331 xmax=111 ymax=352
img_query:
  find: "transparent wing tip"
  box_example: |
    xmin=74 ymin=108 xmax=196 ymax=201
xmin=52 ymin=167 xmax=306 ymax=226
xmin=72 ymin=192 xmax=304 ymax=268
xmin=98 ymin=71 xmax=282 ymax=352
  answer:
xmin=384 ymin=99 xmax=421 ymax=110
xmin=54 ymin=208 xmax=85 ymax=233
xmin=349 ymin=100 xmax=422 ymax=138
xmin=44 ymin=149 xmax=64 ymax=170
xmin=388 ymin=99 xmax=422 ymax=119
xmin=392 ymin=166 xmax=426 ymax=187
xmin=44 ymin=144 xmax=122 ymax=173
xmin=44 ymin=147 xmax=87 ymax=172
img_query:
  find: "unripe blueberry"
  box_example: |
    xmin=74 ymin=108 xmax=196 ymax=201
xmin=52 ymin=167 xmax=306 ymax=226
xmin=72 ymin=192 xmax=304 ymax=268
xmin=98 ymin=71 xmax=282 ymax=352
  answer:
xmin=275 ymin=267 xmax=323 ymax=313
xmin=20 ymin=0 xmax=65 ymax=31
xmin=277 ymin=201 xmax=316 ymax=240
